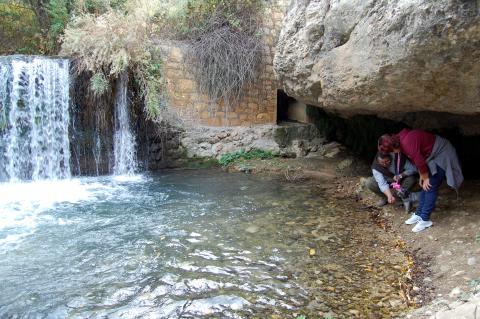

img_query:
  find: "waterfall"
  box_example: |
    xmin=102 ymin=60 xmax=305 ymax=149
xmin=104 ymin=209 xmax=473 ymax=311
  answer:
xmin=113 ymin=71 xmax=137 ymax=175
xmin=0 ymin=56 xmax=71 ymax=182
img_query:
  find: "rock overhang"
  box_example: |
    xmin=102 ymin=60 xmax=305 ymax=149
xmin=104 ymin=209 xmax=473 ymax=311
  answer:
xmin=273 ymin=0 xmax=480 ymax=132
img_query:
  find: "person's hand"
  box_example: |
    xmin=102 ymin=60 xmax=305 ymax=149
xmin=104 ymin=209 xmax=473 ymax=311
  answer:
xmin=393 ymin=174 xmax=402 ymax=182
xmin=420 ymin=177 xmax=432 ymax=191
xmin=387 ymin=194 xmax=396 ymax=204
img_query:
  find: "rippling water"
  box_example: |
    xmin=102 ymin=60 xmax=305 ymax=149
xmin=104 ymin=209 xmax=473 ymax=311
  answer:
xmin=0 ymin=170 xmax=407 ymax=318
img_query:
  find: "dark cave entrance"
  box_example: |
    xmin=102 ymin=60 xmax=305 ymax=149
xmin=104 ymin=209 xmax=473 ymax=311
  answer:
xmin=277 ymin=90 xmax=310 ymax=124
xmin=307 ymin=106 xmax=480 ymax=179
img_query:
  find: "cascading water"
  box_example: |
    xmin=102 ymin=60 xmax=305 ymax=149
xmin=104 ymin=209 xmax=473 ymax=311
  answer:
xmin=0 ymin=56 xmax=71 ymax=182
xmin=113 ymin=71 xmax=137 ymax=175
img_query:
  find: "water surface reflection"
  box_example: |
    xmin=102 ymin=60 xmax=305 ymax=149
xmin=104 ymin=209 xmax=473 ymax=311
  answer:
xmin=0 ymin=170 xmax=407 ymax=318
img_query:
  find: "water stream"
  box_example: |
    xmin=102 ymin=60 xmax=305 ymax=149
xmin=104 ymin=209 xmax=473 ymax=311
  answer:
xmin=0 ymin=170 xmax=408 ymax=318
xmin=0 ymin=56 xmax=70 ymax=182
xmin=113 ymin=71 xmax=137 ymax=176
xmin=0 ymin=57 xmax=408 ymax=318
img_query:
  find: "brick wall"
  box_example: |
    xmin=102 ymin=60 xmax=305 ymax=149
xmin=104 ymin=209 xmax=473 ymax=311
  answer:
xmin=162 ymin=0 xmax=289 ymax=127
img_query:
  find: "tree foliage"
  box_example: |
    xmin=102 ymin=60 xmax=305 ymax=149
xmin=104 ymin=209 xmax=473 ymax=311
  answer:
xmin=1 ymin=0 xmax=265 ymax=122
xmin=0 ymin=2 xmax=44 ymax=54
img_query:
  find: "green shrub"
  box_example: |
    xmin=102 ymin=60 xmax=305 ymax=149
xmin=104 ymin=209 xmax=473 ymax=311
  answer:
xmin=90 ymin=72 xmax=110 ymax=97
xmin=48 ymin=0 xmax=71 ymax=51
xmin=218 ymin=149 xmax=274 ymax=166
xmin=61 ymin=4 xmax=167 ymax=119
xmin=0 ymin=0 xmax=75 ymax=55
xmin=0 ymin=2 xmax=44 ymax=54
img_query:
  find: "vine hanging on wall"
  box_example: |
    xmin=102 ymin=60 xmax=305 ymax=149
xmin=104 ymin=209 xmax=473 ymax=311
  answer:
xmin=181 ymin=0 xmax=265 ymax=114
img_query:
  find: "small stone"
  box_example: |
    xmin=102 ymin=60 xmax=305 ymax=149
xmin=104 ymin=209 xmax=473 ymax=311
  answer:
xmin=467 ymin=257 xmax=476 ymax=266
xmin=412 ymin=286 xmax=420 ymax=292
xmin=448 ymin=287 xmax=463 ymax=298
xmin=245 ymin=226 xmax=259 ymax=234
xmin=441 ymin=250 xmax=453 ymax=256
xmin=348 ymin=309 xmax=360 ymax=316
xmin=389 ymin=299 xmax=402 ymax=307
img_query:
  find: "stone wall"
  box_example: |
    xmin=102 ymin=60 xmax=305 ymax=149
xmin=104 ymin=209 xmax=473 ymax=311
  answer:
xmin=162 ymin=0 xmax=289 ymax=127
xmin=144 ymin=122 xmax=328 ymax=169
xmin=179 ymin=122 xmax=325 ymax=160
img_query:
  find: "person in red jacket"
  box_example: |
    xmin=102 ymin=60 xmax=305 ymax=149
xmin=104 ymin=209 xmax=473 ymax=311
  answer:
xmin=378 ymin=129 xmax=463 ymax=232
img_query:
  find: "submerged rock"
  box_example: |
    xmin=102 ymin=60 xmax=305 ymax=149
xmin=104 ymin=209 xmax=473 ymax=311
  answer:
xmin=245 ymin=226 xmax=259 ymax=234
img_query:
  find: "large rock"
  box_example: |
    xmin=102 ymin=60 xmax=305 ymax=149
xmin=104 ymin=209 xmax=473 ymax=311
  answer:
xmin=274 ymin=0 xmax=480 ymax=118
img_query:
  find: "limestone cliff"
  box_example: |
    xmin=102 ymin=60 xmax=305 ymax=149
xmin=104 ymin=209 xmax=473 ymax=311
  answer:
xmin=274 ymin=0 xmax=480 ymax=120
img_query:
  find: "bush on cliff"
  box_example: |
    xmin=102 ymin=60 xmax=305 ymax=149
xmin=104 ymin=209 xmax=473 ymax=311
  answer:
xmin=169 ymin=0 xmax=265 ymax=112
xmin=60 ymin=0 xmax=167 ymax=119
xmin=59 ymin=0 xmax=264 ymax=121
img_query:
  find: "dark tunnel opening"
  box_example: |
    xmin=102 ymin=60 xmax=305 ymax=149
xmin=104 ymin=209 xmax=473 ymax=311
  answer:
xmin=306 ymin=106 xmax=480 ymax=180
xmin=277 ymin=90 xmax=298 ymax=123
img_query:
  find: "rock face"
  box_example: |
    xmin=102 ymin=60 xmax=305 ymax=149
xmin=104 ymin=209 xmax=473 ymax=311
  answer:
xmin=274 ymin=0 xmax=480 ymax=117
xmin=179 ymin=123 xmax=325 ymax=160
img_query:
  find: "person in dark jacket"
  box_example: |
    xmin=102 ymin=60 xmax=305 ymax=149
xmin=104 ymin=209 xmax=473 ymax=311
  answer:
xmin=378 ymin=129 xmax=463 ymax=232
xmin=366 ymin=152 xmax=418 ymax=211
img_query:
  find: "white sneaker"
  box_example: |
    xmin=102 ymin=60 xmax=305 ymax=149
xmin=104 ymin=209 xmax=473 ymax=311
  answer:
xmin=412 ymin=220 xmax=433 ymax=233
xmin=405 ymin=213 xmax=422 ymax=225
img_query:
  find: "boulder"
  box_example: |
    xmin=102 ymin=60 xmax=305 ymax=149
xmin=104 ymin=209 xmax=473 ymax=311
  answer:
xmin=274 ymin=0 xmax=480 ymax=118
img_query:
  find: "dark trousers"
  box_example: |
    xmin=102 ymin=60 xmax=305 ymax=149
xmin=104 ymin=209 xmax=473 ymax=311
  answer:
xmin=366 ymin=175 xmax=418 ymax=198
xmin=415 ymin=165 xmax=446 ymax=221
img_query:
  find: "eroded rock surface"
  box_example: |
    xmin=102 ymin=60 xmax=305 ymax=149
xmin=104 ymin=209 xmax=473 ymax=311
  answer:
xmin=274 ymin=0 xmax=480 ymax=117
xmin=179 ymin=123 xmax=325 ymax=159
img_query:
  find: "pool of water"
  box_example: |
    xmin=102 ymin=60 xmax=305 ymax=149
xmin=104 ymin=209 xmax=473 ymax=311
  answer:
xmin=0 ymin=170 xmax=408 ymax=318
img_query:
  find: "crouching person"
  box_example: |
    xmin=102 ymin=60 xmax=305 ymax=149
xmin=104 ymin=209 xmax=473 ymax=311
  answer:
xmin=366 ymin=152 xmax=418 ymax=210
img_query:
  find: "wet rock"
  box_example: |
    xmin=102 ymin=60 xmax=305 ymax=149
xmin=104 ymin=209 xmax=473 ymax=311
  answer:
xmin=245 ymin=226 xmax=259 ymax=234
xmin=306 ymin=299 xmax=323 ymax=310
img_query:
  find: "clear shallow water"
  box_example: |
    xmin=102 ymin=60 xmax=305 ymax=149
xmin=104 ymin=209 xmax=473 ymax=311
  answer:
xmin=0 ymin=170 xmax=407 ymax=318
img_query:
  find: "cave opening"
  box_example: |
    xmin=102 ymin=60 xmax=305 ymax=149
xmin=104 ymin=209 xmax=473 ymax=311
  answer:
xmin=306 ymin=106 xmax=480 ymax=180
xmin=276 ymin=90 xmax=310 ymax=124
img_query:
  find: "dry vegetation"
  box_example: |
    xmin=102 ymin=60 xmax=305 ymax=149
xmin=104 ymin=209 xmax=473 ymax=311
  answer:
xmin=2 ymin=0 xmax=265 ymax=122
xmin=61 ymin=0 xmax=264 ymax=120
